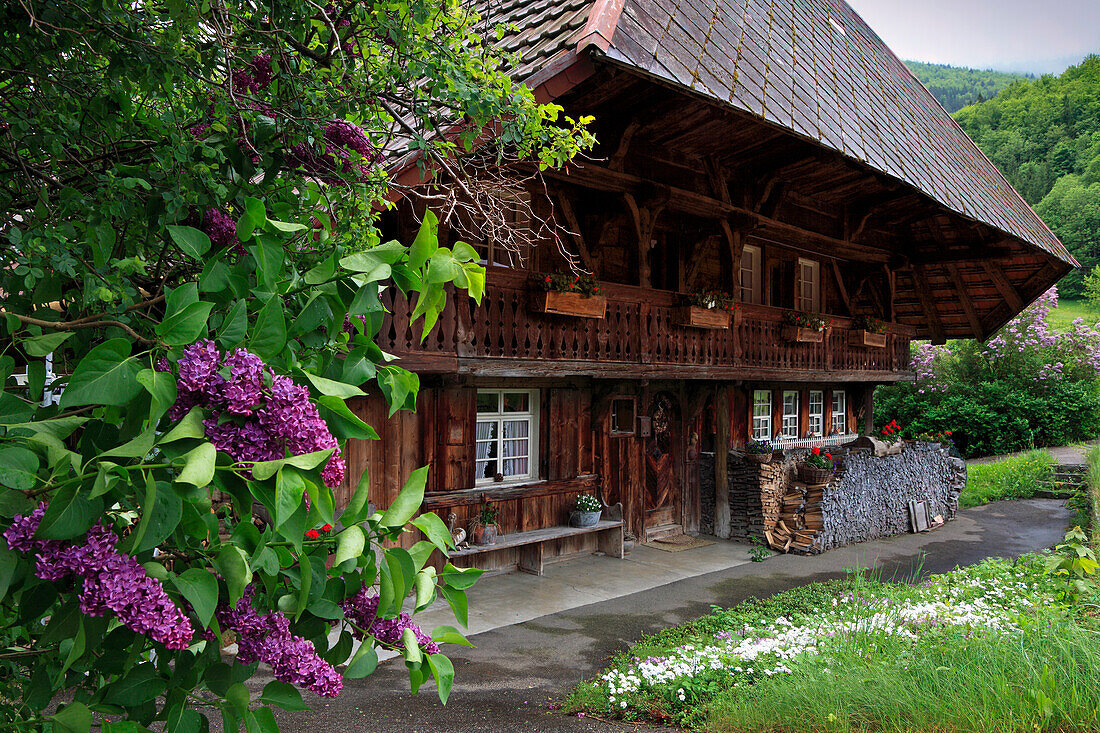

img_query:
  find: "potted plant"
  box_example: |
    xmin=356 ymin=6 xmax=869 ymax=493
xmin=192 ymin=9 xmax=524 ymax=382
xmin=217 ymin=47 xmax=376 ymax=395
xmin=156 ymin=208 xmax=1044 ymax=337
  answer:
xmin=569 ymin=494 xmax=603 ymax=527
xmin=744 ymin=437 xmax=774 ymax=464
xmin=879 ymin=419 xmax=903 ymax=444
xmin=675 ymin=289 xmax=740 ymax=329
xmin=782 ymin=311 xmax=830 ymax=343
xmin=849 ymin=315 xmax=888 ymax=348
xmin=798 ymin=446 xmax=836 ymax=484
xmin=623 ymin=531 xmax=637 ymax=554
xmin=470 ymin=500 xmax=500 ymax=545
xmin=531 ymin=272 xmax=606 ymax=319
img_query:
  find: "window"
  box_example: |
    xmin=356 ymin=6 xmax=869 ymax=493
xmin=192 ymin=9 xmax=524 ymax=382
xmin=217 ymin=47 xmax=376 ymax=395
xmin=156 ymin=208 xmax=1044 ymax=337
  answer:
xmin=610 ymin=397 xmax=636 ymax=436
xmin=808 ymin=390 xmax=824 ymax=437
xmin=476 ymin=389 xmax=539 ymax=484
xmin=740 ymin=245 xmax=762 ymax=305
xmin=752 ymin=390 xmax=772 ymax=441
xmin=831 ymin=390 xmax=847 ymax=435
xmin=796 ymin=258 xmax=820 ymax=312
xmin=781 ymin=391 xmax=799 ymax=439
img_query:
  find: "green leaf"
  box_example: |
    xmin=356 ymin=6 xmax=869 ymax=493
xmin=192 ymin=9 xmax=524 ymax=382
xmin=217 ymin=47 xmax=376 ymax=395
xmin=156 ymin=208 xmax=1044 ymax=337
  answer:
xmin=214 ymin=545 xmax=252 ymax=604
xmin=51 ymin=701 xmax=92 ymax=733
xmin=177 ymin=442 xmax=216 ymax=487
xmin=302 ymin=372 xmax=366 ymax=399
xmin=0 ymin=547 xmax=18 ymax=601
xmin=380 ymin=466 xmax=428 ymax=528
xmin=414 ymin=566 xmax=436 ymax=611
xmin=316 ymin=395 xmax=379 ymax=441
xmin=438 ymin=563 xmax=484 ymax=591
xmin=408 ymin=210 xmax=439 ymax=270
xmin=236 ymin=197 xmax=267 ymax=241
xmin=407 ymin=540 xmax=438 ymax=572
xmin=21 ymin=331 xmax=73 ymax=358
xmin=260 ymin=681 xmax=308 ymax=712
xmin=0 ymin=447 xmax=39 ymax=490
xmin=341 ymin=468 xmax=371 ymax=526
xmin=160 ymin=406 xmax=205 ymax=443
xmin=217 ymin=300 xmax=248 ymax=349
xmin=156 ymin=301 xmax=214 ymax=345
xmin=167 ymin=225 xmax=211 ymax=259
xmin=250 ymin=448 xmax=334 ymax=481
xmin=35 ymin=485 xmax=101 ymax=540
xmin=99 ymin=428 xmax=156 ymax=459
xmin=274 ymin=466 xmax=307 ymax=529
xmin=171 ymin=568 xmax=219 ymax=628
xmin=250 ymin=297 xmax=286 ymax=360
xmin=138 ymin=368 xmax=177 ymax=426
xmin=426 ymin=653 xmax=455 ymax=705
xmin=402 ymin=627 xmax=423 ymax=663
xmin=334 ymin=525 xmax=365 ymax=567
xmin=266 ymin=219 xmax=307 ymax=233
xmin=344 ymin=643 xmax=378 ymax=679
xmin=411 ymin=512 xmax=454 ymax=552
xmin=59 ymin=338 xmax=142 ymax=408
xmin=438 ymin=585 xmax=469 ymax=628
xmin=430 ymin=625 xmax=474 ymax=647
xmin=106 ymin=664 xmax=167 ymax=706
xmin=135 ymin=482 xmax=181 ymax=553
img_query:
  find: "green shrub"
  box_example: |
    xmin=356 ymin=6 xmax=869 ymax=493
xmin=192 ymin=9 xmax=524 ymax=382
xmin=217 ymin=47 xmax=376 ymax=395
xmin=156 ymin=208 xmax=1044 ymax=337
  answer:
xmin=876 ymin=380 xmax=1100 ymax=458
xmin=961 ymin=451 xmax=1055 ymax=508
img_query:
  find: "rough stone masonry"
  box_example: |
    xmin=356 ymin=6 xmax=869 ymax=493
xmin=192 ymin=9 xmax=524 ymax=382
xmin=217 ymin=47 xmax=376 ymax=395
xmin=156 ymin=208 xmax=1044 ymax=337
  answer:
xmin=700 ymin=442 xmax=966 ymax=553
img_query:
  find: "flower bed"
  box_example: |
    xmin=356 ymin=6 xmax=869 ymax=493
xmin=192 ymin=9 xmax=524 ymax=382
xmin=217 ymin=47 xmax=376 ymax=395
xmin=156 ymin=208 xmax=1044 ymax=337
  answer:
xmin=565 ymin=555 xmax=1100 ymax=731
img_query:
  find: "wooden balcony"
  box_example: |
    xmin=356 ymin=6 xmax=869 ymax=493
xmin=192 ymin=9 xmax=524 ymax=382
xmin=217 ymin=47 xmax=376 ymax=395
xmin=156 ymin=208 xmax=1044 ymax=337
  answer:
xmin=378 ymin=271 xmax=914 ymax=382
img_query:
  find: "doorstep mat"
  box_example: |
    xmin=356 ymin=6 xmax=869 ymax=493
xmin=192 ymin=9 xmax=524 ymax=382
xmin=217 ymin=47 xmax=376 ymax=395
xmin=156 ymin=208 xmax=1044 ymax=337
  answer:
xmin=643 ymin=534 xmax=717 ymax=552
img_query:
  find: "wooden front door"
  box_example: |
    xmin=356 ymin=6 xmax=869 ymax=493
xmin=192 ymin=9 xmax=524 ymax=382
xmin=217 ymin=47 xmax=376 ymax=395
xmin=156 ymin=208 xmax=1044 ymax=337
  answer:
xmin=644 ymin=392 xmax=681 ymax=539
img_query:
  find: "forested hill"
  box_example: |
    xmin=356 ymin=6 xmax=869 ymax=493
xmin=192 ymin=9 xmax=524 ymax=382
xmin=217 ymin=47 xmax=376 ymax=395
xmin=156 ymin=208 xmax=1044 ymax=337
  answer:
xmin=950 ymin=55 xmax=1100 ymax=297
xmin=906 ymin=61 xmax=1032 ymax=113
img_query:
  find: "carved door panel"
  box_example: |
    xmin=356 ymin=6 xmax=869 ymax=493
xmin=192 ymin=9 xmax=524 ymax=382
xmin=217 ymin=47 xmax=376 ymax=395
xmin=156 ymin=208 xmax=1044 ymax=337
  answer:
xmin=644 ymin=392 xmax=681 ymax=532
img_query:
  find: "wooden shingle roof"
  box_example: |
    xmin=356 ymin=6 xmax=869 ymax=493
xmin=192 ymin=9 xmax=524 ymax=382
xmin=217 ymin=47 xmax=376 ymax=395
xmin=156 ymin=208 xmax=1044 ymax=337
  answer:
xmin=480 ymin=0 xmax=1075 ymax=267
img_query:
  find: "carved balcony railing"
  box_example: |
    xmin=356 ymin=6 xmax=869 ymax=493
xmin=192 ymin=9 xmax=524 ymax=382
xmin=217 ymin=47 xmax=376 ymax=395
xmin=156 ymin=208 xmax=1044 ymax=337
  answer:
xmin=377 ymin=271 xmax=914 ymax=380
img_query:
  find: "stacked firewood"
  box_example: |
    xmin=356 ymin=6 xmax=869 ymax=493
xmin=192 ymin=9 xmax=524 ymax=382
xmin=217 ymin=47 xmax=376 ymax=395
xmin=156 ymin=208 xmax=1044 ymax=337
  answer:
xmin=764 ymin=480 xmax=827 ymax=553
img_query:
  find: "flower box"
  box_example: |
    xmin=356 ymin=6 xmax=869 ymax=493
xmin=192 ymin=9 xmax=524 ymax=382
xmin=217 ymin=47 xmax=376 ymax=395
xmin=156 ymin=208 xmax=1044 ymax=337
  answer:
xmin=674 ymin=305 xmax=735 ymax=330
xmin=782 ymin=325 xmax=825 ymax=343
xmin=798 ymin=465 xmax=833 ymax=484
xmin=745 ymin=452 xmax=773 ymax=465
xmin=531 ymin=291 xmax=606 ymax=319
xmin=848 ymin=329 xmax=887 ymax=348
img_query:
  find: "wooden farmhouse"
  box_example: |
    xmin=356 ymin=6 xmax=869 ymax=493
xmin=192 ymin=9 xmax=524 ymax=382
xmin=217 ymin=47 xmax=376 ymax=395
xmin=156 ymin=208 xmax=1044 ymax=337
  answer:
xmin=340 ymin=0 xmax=1076 ymax=570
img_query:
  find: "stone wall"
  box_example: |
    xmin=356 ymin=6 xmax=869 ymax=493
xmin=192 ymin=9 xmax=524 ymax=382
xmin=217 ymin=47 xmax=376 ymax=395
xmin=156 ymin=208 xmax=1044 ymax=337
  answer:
xmin=700 ymin=442 xmax=966 ymax=553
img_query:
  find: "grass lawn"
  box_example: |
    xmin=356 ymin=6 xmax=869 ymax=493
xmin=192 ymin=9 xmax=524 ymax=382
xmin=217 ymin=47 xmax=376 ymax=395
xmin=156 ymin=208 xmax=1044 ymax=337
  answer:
xmin=1047 ymin=298 xmax=1100 ymax=330
xmin=565 ymin=553 xmax=1100 ymax=732
xmin=961 ymin=450 xmax=1054 ymax=508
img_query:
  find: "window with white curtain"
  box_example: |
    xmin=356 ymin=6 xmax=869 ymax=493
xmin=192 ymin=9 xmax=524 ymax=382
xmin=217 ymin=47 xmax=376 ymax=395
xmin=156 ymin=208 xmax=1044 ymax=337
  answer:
xmin=831 ymin=390 xmax=847 ymax=435
xmin=796 ymin=258 xmax=820 ymax=312
xmin=475 ymin=389 xmax=539 ymax=484
xmin=740 ymin=245 xmax=762 ymax=305
xmin=781 ymin=391 xmax=799 ymax=439
xmin=752 ymin=389 xmax=772 ymax=440
xmin=808 ymin=390 xmax=824 ymax=436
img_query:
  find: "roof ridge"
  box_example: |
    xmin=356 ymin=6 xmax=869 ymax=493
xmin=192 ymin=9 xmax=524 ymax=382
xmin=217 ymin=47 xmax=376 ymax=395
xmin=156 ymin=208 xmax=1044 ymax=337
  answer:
xmin=573 ymin=0 xmax=626 ymax=52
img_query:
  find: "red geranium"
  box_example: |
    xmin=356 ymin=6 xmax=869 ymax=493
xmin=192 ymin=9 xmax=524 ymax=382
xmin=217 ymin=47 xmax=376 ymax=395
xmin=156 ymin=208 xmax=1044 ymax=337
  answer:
xmin=306 ymin=530 xmax=320 ymax=540
xmin=321 ymin=524 xmax=332 ymax=532
xmin=812 ymin=446 xmax=821 ymax=455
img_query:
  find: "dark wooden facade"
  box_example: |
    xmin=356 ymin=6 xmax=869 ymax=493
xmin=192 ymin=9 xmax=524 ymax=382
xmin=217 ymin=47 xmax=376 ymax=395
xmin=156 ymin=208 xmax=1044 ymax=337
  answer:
xmin=341 ymin=0 xmax=1076 ymax=570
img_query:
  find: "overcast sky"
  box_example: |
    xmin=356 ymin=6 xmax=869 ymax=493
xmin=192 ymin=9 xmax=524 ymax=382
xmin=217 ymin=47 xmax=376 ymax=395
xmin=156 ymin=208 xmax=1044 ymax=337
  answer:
xmin=845 ymin=0 xmax=1100 ymax=74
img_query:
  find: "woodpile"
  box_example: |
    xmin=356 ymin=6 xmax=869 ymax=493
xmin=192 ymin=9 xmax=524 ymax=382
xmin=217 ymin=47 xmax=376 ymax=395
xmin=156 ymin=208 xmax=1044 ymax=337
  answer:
xmin=764 ymin=481 xmax=828 ymax=552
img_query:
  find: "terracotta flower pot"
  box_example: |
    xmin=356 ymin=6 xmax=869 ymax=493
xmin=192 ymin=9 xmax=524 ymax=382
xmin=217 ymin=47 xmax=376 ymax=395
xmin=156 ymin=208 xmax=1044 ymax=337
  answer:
xmin=471 ymin=523 xmax=498 ymax=545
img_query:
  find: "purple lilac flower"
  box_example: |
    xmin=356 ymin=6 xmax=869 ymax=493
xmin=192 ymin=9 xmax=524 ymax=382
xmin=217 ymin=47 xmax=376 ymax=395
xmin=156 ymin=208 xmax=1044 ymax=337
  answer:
xmin=248 ymin=53 xmax=274 ymax=89
xmin=217 ymin=586 xmax=343 ymax=697
xmin=166 ymin=340 xmax=347 ymax=487
xmin=341 ymin=587 xmax=440 ymax=654
xmin=5 ymin=504 xmax=193 ymax=649
xmin=201 ymin=208 xmax=237 ymax=250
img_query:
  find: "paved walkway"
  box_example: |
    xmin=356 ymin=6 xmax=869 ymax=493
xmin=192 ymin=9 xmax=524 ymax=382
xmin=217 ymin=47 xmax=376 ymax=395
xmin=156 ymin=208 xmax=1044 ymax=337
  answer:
xmin=966 ymin=439 xmax=1100 ymax=466
xmin=268 ymin=499 xmax=1073 ymax=733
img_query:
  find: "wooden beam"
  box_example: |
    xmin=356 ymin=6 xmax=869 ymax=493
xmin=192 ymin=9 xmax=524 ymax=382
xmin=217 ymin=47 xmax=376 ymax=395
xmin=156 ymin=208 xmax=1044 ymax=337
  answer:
xmin=946 ymin=263 xmax=984 ymax=339
xmin=883 ymin=265 xmax=896 ymax=321
xmin=831 ymin=260 xmax=853 ymax=315
xmin=622 ymin=192 xmax=666 ymax=288
xmin=912 ymin=265 xmax=947 ymax=345
xmin=685 ymin=236 xmax=710 ymax=290
xmin=714 ymin=385 xmax=731 ymax=540
xmin=981 ymin=261 xmax=1024 ymax=312
xmin=540 ymin=163 xmax=892 ymax=263
xmin=608 ymin=118 xmax=641 ymax=171
xmin=554 ymin=192 xmax=595 ymax=271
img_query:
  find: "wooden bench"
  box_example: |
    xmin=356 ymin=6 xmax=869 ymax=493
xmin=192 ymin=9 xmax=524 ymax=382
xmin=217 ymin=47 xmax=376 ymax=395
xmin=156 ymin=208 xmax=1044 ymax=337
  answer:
xmin=449 ymin=504 xmax=625 ymax=576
